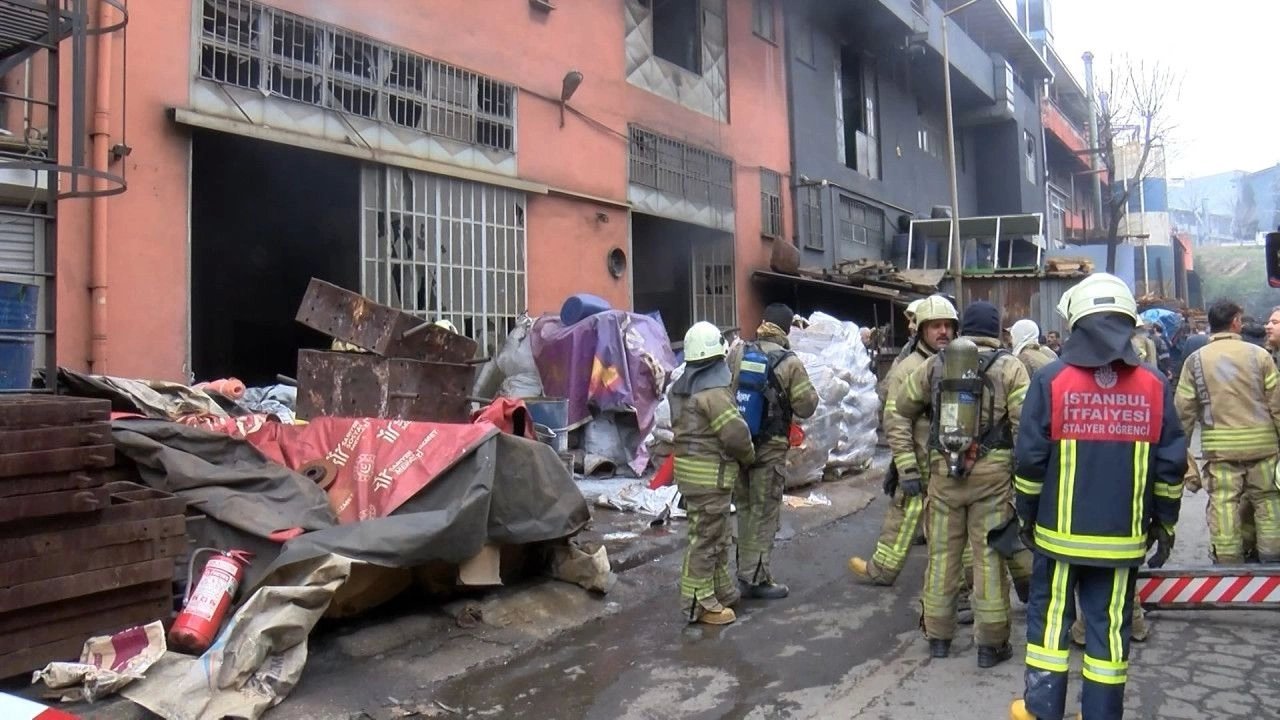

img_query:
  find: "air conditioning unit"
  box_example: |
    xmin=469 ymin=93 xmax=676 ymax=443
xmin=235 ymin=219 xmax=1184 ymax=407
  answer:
xmin=993 ymin=57 xmax=1017 ymax=118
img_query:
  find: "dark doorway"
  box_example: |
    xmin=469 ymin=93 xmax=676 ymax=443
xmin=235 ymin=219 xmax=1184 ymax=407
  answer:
xmin=631 ymin=212 xmax=735 ymax=342
xmin=190 ymin=130 xmax=360 ymax=385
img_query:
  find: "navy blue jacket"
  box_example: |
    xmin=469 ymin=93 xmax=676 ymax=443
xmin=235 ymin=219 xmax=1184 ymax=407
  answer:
xmin=1014 ymin=360 xmax=1186 ymax=568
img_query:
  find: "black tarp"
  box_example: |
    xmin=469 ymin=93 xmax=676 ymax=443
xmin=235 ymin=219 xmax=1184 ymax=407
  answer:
xmin=112 ymin=420 xmax=591 ymax=591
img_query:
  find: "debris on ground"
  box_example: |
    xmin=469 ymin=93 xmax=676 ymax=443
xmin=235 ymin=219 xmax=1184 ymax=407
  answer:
xmin=783 ymin=492 xmax=833 ymax=509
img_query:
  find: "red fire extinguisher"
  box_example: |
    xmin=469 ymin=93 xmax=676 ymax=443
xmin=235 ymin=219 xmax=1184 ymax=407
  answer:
xmin=169 ymin=548 xmax=254 ymax=654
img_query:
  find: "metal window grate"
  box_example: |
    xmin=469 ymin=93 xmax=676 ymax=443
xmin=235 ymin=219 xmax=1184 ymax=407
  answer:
xmin=199 ymin=0 xmax=516 ymax=152
xmin=628 ymin=126 xmax=734 ymax=211
xmin=912 ymin=0 xmax=927 ymax=17
xmin=837 ymin=195 xmax=885 ymax=250
xmin=803 ymin=186 xmax=823 ymax=250
xmin=360 ymin=166 xmax=526 ymax=357
xmin=692 ymin=234 xmax=736 ymax=330
xmin=760 ymin=169 xmax=783 ymax=238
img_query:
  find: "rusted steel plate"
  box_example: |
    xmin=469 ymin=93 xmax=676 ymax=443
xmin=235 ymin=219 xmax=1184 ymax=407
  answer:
xmin=0 ymin=395 xmax=110 ymax=429
xmin=0 ymin=558 xmax=174 ymax=614
xmin=295 ymin=278 xmax=478 ymax=361
xmin=0 ymin=597 xmax=171 ymax=677
xmin=0 ymin=444 xmax=114 ymax=478
xmin=0 ymin=468 xmax=116 ymax=499
xmin=0 ymin=483 xmax=184 ymax=541
xmin=0 ymin=515 xmax=185 ymax=561
xmin=0 ymin=485 xmax=111 ymax=523
xmin=0 ymin=422 xmax=111 ymax=454
xmin=296 ymin=349 xmax=473 ymax=422
xmin=0 ymin=581 xmax=170 ymax=637
xmin=0 ymin=534 xmax=186 ymax=587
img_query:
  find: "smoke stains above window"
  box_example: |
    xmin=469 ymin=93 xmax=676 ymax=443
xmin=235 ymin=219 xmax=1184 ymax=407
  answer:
xmin=199 ymin=0 xmax=516 ymax=153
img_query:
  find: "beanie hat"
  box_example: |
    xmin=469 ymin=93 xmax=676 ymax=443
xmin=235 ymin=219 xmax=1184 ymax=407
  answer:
xmin=961 ymin=301 xmax=1001 ymax=339
xmin=763 ymin=303 xmax=795 ymax=330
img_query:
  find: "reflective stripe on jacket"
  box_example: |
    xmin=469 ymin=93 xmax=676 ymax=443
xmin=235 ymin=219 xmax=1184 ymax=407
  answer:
xmin=672 ymin=385 xmax=755 ymax=489
xmin=1015 ymin=361 xmax=1185 ymax=567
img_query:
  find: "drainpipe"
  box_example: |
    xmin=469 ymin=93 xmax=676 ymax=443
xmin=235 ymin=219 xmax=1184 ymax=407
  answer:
xmin=90 ymin=1 xmax=115 ymax=373
xmin=1082 ymin=51 xmax=1103 ymax=234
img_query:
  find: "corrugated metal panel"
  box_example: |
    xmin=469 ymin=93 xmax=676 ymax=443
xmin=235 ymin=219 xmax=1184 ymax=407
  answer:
xmin=946 ymin=275 xmax=1080 ymax=337
xmin=0 ymin=209 xmax=36 ymax=274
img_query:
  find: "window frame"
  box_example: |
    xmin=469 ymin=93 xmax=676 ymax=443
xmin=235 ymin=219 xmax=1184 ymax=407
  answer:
xmin=650 ymin=0 xmax=704 ymax=75
xmin=760 ymin=168 xmax=783 ymax=238
xmin=803 ymin=186 xmax=824 ymax=250
xmin=752 ymin=0 xmax=777 ymax=43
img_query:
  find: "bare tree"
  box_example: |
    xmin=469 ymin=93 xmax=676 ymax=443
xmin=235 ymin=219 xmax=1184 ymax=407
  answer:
xmin=1096 ymin=58 xmax=1181 ymax=272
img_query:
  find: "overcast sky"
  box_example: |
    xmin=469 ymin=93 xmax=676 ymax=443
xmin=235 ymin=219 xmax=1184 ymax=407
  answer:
xmin=1008 ymin=0 xmax=1279 ymax=179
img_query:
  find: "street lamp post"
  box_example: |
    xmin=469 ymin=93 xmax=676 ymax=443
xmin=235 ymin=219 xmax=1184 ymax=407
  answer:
xmin=942 ymin=0 xmax=981 ymax=304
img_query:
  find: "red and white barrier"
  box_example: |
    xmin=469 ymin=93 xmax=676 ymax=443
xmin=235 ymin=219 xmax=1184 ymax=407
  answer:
xmin=0 ymin=693 xmax=80 ymax=720
xmin=1138 ymin=569 xmax=1280 ymax=608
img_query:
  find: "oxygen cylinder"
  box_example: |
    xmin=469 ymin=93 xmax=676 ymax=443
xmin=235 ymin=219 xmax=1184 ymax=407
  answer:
xmin=937 ymin=337 xmax=981 ymax=477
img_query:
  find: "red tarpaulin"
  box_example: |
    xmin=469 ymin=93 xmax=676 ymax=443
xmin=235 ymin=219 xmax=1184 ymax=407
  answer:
xmin=245 ymin=418 xmax=498 ymax=524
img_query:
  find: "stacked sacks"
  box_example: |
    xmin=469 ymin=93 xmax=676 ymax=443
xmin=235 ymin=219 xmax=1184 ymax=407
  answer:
xmin=784 ymin=313 xmax=880 ymax=487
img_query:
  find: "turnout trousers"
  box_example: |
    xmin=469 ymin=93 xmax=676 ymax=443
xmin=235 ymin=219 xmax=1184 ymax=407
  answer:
xmin=737 ymin=443 xmax=787 ymax=584
xmin=678 ymin=484 xmax=738 ymax=616
xmin=1204 ymin=456 xmax=1280 ymax=563
xmin=1023 ymin=553 xmax=1137 ymax=720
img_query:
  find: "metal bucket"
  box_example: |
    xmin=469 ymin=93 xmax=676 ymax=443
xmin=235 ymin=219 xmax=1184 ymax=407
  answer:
xmin=525 ymin=398 xmax=569 ymax=453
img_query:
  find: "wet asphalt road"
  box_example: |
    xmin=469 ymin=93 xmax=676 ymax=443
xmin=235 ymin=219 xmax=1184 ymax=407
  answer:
xmin=423 ymin=491 xmax=1280 ymax=720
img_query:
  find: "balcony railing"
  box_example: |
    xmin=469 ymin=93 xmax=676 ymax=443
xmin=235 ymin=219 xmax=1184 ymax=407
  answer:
xmin=1041 ymin=96 xmax=1089 ymax=159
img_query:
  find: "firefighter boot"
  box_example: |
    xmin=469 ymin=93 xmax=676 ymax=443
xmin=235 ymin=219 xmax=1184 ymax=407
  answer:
xmin=847 ymin=556 xmax=894 ymax=586
xmin=977 ymin=643 xmax=1014 ymax=668
xmin=1009 ymin=699 xmax=1081 ymax=720
xmin=929 ymin=639 xmax=951 ymax=658
xmin=693 ymin=607 xmax=737 ymax=625
xmin=739 ymin=579 xmax=789 ymax=600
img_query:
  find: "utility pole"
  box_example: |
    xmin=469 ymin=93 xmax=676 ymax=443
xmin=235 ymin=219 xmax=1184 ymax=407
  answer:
xmin=1082 ymin=51 xmax=1104 ymax=238
xmin=943 ymin=0 xmax=982 ymax=303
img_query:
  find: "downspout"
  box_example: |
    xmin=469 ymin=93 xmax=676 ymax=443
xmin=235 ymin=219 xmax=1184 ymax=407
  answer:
xmin=90 ymin=1 xmax=115 ymax=373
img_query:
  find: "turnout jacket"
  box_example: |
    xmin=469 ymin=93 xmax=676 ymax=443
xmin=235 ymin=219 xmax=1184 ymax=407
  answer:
xmin=672 ymin=384 xmax=755 ymax=490
xmin=1174 ymin=332 xmax=1280 ymax=462
xmin=1014 ymin=360 xmax=1185 ymax=567
xmin=881 ymin=341 xmax=937 ymax=475
xmin=1017 ymin=344 xmax=1059 ymax=377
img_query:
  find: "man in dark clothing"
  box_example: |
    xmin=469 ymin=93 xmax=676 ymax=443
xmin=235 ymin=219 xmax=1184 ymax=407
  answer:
xmin=1009 ymin=273 xmax=1186 ymax=720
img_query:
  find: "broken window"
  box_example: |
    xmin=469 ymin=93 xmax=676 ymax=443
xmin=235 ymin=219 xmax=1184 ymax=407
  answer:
xmin=199 ymin=0 xmax=516 ymax=152
xmin=1025 ymin=130 xmax=1037 ymax=184
xmin=838 ymin=47 xmax=880 ymax=179
xmin=752 ymin=0 xmax=776 ymax=42
xmin=691 ymin=234 xmax=736 ymax=330
xmin=760 ymin=169 xmax=783 ymax=238
xmin=629 ymin=126 xmax=735 ymax=212
xmin=804 ymin=187 xmax=824 ymax=250
xmin=651 ymin=0 xmax=703 ymax=74
xmin=361 ymin=166 xmax=526 ymax=356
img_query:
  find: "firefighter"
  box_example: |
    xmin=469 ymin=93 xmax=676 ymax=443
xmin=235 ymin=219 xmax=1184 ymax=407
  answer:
xmin=892 ymin=298 xmax=926 ymax=365
xmin=1174 ymin=300 xmax=1280 ymax=565
xmin=1009 ymin=273 xmax=1184 ymax=720
xmin=729 ymin=304 xmax=819 ymax=598
xmin=1265 ymin=305 xmax=1280 ymax=367
xmin=1132 ymin=323 xmax=1160 ymax=371
xmin=1009 ymin=319 xmax=1058 ymax=376
xmin=671 ymin=321 xmax=756 ymax=625
xmin=850 ymin=295 xmax=958 ymax=585
xmin=891 ymin=300 xmax=1029 ymax=668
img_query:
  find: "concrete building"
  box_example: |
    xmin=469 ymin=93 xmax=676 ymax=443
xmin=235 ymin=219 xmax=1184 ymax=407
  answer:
xmin=781 ymin=0 xmax=1052 ymax=278
xmin=1 ymin=0 xmax=793 ymax=383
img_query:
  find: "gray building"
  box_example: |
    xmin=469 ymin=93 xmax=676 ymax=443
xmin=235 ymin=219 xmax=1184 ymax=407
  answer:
xmin=783 ymin=0 xmax=1052 ymax=271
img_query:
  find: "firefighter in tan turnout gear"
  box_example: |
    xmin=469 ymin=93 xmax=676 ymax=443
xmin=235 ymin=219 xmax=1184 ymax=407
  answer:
xmin=670 ymin=321 xmax=755 ymax=625
xmin=1008 ymin=319 xmax=1058 ymax=376
xmin=849 ymin=295 xmax=957 ymax=585
xmin=729 ymin=303 xmax=819 ymax=599
xmin=1175 ymin=300 xmax=1280 ymax=564
xmin=891 ymin=301 xmax=1030 ymax=668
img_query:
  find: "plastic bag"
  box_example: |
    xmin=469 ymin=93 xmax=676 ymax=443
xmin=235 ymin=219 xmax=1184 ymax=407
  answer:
xmin=496 ymin=314 xmax=543 ymax=398
xmin=783 ymin=312 xmax=880 ymax=487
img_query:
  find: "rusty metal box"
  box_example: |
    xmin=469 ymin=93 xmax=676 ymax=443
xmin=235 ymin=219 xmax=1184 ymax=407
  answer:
xmin=295 ymin=278 xmax=478 ymax=361
xmin=295 ymin=349 xmax=473 ymax=422
xmin=0 ymin=395 xmax=110 ymax=429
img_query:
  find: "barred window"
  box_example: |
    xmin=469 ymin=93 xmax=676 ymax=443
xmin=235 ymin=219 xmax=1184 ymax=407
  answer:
xmin=199 ymin=0 xmax=516 ymax=153
xmin=837 ymin=195 xmax=885 ymax=248
xmin=361 ymin=166 xmax=526 ymax=357
xmin=629 ymin=126 xmax=734 ymax=211
xmin=804 ymin=186 xmax=824 ymax=250
xmin=692 ymin=235 xmax=736 ymax=330
xmin=760 ymin=169 xmax=783 ymax=238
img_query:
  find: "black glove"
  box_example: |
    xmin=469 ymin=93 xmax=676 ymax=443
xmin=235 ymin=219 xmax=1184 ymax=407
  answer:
xmin=899 ymin=468 xmax=923 ymax=498
xmin=1019 ymin=519 xmax=1037 ymax=553
xmin=1147 ymin=523 xmax=1174 ymax=569
xmin=882 ymin=463 xmax=900 ymax=497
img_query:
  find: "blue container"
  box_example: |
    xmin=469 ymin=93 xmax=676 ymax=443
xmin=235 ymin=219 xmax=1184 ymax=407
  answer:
xmin=0 ymin=281 xmax=37 ymax=390
xmin=560 ymin=293 xmax=612 ymax=326
xmin=525 ymin=397 xmax=569 ymax=453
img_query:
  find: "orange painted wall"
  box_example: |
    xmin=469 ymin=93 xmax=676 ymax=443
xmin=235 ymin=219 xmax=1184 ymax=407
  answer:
xmin=44 ymin=0 xmax=790 ymax=379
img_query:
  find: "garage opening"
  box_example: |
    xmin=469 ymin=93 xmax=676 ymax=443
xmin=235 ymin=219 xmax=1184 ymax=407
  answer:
xmin=630 ymin=212 xmax=735 ymax=342
xmin=190 ymin=130 xmax=360 ymax=384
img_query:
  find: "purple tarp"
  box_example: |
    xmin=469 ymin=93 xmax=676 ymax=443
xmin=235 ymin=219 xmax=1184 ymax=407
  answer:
xmin=531 ymin=311 xmax=676 ymax=473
